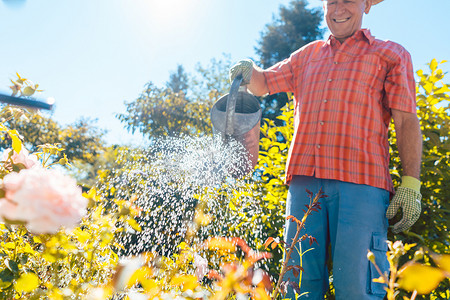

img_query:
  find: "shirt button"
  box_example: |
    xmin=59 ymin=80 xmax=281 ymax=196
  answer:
xmin=334 ymin=61 xmax=338 ymax=64
xmin=319 ymin=121 xmax=324 ymax=126
xmin=324 ymin=99 xmax=328 ymax=103
xmin=317 ymin=144 xmax=321 ymax=149
xmin=328 ymin=78 xmax=333 ymax=82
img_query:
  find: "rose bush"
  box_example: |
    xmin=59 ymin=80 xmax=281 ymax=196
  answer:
xmin=0 ymin=166 xmax=87 ymax=234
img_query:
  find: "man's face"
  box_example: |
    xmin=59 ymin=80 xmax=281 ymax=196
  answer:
xmin=323 ymin=0 xmax=371 ymax=43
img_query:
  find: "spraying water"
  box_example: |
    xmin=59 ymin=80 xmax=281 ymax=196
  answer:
xmin=98 ymin=134 xmax=265 ymax=257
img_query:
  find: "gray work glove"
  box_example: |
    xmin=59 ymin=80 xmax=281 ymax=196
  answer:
xmin=386 ymin=176 xmax=422 ymax=233
xmin=229 ymin=59 xmax=254 ymax=85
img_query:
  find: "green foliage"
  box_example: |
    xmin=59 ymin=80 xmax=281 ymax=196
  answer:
xmin=256 ymin=0 xmax=324 ymax=69
xmin=68 ymin=145 xmax=130 ymax=189
xmin=0 ymin=121 xmax=137 ymax=299
xmin=58 ymin=118 xmax=107 ymax=165
xmin=255 ymin=0 xmax=324 ymax=120
xmin=166 ymin=64 xmax=189 ymax=94
xmin=118 ymin=82 xmax=208 ymax=138
xmin=0 ymin=110 xmax=106 ymax=166
xmin=388 ymin=59 xmax=450 ymax=298
xmin=251 ymin=100 xmax=294 ymax=278
xmin=190 ymin=55 xmax=232 ymax=103
xmin=118 ymin=56 xmax=232 ymax=139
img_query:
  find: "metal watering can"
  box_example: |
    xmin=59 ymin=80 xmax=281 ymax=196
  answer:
xmin=210 ymin=76 xmax=262 ymax=177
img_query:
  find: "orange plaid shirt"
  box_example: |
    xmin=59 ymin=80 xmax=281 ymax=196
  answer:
xmin=263 ymin=29 xmax=417 ymax=192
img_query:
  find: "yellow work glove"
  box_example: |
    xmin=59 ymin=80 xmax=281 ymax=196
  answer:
xmin=386 ymin=176 xmax=422 ymax=233
xmin=229 ymin=59 xmax=253 ymax=85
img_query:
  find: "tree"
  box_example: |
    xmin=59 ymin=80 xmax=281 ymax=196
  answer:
xmin=166 ymin=64 xmax=189 ymax=95
xmin=117 ymin=82 xmax=203 ymax=138
xmin=58 ymin=118 xmax=106 ymax=164
xmin=117 ymin=56 xmax=232 ymax=139
xmin=190 ymin=54 xmax=232 ymax=103
xmin=255 ymin=0 xmax=324 ymax=120
xmin=0 ymin=109 xmax=106 ymax=166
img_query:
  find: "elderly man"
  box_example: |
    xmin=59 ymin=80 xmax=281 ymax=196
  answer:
xmin=230 ymin=0 xmax=422 ymax=299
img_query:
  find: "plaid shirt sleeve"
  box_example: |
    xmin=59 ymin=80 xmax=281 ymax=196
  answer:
xmin=383 ymin=45 xmax=417 ymax=113
xmin=263 ymin=42 xmax=322 ymax=95
xmin=264 ymin=57 xmax=295 ymax=94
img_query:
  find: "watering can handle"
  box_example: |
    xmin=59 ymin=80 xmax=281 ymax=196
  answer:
xmin=224 ymin=75 xmax=244 ymax=136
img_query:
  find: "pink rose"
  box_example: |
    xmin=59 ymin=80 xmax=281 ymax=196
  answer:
xmin=0 ymin=168 xmax=87 ymax=234
xmin=2 ymin=148 xmax=38 ymax=169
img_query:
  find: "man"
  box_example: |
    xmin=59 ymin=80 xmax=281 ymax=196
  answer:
xmin=229 ymin=0 xmax=422 ymax=299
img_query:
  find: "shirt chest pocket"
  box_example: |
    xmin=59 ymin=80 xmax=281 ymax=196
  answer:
xmin=344 ymin=54 xmax=385 ymax=94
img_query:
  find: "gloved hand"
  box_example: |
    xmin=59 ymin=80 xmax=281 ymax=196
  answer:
xmin=386 ymin=176 xmax=422 ymax=233
xmin=229 ymin=59 xmax=254 ymax=85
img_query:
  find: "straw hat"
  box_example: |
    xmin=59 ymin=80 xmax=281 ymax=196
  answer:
xmin=323 ymin=0 xmax=384 ymax=4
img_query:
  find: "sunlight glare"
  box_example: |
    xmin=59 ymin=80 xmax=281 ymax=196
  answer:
xmin=145 ymin=0 xmax=200 ymax=29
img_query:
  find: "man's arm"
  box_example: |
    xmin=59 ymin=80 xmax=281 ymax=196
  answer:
xmin=386 ymin=109 xmax=423 ymax=233
xmin=391 ymin=109 xmax=422 ymax=179
xmin=247 ymin=65 xmax=269 ymax=97
xmin=229 ymin=59 xmax=269 ymax=97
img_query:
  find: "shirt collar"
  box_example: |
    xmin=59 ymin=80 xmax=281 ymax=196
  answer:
xmin=326 ymin=29 xmax=375 ymax=47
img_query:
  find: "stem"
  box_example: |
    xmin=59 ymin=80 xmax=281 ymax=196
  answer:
xmin=87 ymin=244 xmax=98 ymax=281
xmin=271 ymin=190 xmax=322 ymax=299
xmin=411 ymin=290 xmax=418 ymax=300
xmin=298 ymin=239 xmax=303 ymax=291
xmin=272 ymin=220 xmax=302 ymax=299
xmin=371 ymin=260 xmax=389 ymax=287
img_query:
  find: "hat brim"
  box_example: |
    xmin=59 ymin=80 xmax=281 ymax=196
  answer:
xmin=322 ymin=0 xmax=384 ymax=5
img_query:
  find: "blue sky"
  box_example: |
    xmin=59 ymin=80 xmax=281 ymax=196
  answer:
xmin=1 ymin=0 xmax=449 ymax=146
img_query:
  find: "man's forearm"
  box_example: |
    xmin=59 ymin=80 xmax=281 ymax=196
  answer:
xmin=248 ymin=66 xmax=269 ymax=97
xmin=392 ymin=110 xmax=422 ymax=179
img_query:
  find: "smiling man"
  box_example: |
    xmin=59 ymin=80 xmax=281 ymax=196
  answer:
xmin=230 ymin=0 xmax=422 ymax=299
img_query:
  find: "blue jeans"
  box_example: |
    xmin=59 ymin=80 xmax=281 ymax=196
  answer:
xmin=284 ymin=176 xmax=390 ymax=299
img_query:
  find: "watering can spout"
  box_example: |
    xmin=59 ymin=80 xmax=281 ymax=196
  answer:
xmin=210 ymin=77 xmax=262 ymax=177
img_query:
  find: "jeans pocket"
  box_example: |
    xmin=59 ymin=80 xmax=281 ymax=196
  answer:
xmin=367 ymin=232 xmax=389 ymax=297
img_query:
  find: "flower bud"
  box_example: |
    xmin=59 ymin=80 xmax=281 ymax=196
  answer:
xmin=118 ymin=206 xmax=131 ymax=216
xmin=59 ymin=156 xmax=69 ymax=165
xmin=414 ymin=248 xmax=424 ymax=261
xmin=367 ymin=251 xmax=376 ymax=264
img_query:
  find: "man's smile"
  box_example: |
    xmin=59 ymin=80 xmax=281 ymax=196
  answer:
xmin=334 ymin=17 xmax=351 ymax=23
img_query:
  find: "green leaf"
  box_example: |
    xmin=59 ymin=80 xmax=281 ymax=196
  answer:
xmin=5 ymin=259 xmax=19 ymax=274
xmin=425 ymin=131 xmax=441 ymax=147
xmin=0 ymin=268 xmax=14 ymax=284
xmin=12 ymin=163 xmax=27 ymax=172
